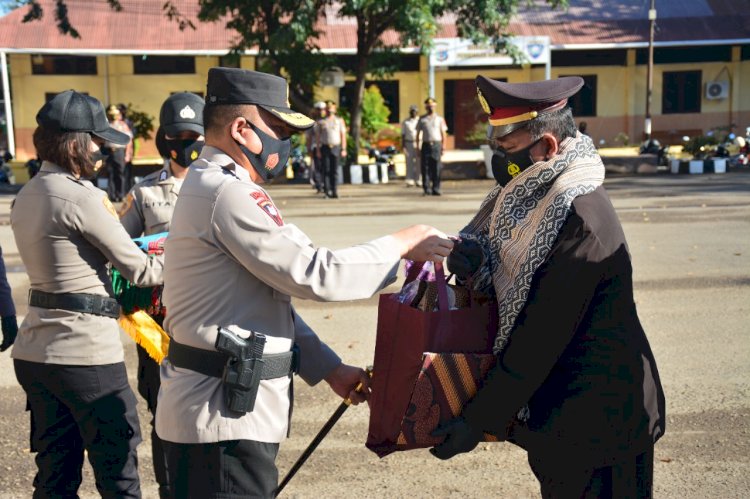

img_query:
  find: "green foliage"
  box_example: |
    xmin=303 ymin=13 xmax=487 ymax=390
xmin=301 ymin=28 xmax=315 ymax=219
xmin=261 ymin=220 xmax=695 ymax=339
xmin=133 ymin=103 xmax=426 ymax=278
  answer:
xmin=360 ymin=85 xmax=391 ymax=145
xmin=682 ymin=135 xmax=719 ymax=158
xmin=464 ymin=121 xmax=489 ymax=147
xmin=124 ymin=103 xmax=154 ymax=142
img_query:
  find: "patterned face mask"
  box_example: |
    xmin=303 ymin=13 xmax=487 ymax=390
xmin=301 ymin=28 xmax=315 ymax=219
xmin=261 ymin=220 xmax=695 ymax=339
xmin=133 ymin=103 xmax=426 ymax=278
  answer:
xmin=167 ymin=138 xmax=205 ymax=167
xmin=236 ymin=120 xmax=291 ymax=181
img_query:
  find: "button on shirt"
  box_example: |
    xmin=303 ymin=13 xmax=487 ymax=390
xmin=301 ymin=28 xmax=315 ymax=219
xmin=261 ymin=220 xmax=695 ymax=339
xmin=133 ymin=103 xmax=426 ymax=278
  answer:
xmin=10 ymin=162 xmax=163 ymax=365
xmin=156 ymin=146 xmax=402 ymax=444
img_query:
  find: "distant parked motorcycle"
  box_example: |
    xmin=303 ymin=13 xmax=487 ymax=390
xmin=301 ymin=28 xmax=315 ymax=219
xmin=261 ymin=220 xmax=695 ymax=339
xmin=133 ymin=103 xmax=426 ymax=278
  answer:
xmin=368 ymin=145 xmax=397 ymax=180
xmin=289 ymin=146 xmax=310 ymax=183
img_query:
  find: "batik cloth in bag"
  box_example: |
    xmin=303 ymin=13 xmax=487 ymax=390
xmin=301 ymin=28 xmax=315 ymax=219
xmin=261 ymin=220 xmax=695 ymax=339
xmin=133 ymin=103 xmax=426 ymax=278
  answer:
xmin=366 ymin=262 xmax=499 ymax=457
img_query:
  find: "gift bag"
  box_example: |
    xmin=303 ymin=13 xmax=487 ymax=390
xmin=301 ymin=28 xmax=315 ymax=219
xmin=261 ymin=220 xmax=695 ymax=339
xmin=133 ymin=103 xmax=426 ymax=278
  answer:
xmin=366 ymin=262 xmax=499 ymax=457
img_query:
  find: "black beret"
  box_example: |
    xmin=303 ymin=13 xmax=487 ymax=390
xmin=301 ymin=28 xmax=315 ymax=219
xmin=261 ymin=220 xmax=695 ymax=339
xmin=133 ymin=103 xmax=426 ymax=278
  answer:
xmin=206 ymin=68 xmax=314 ymax=130
xmin=475 ymin=76 xmax=584 ymax=138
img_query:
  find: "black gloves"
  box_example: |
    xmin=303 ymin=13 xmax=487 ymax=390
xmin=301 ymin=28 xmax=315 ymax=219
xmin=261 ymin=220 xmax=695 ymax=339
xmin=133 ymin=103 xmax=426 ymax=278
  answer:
xmin=446 ymin=238 xmax=484 ymax=280
xmin=0 ymin=315 xmax=18 ymax=352
xmin=429 ymin=416 xmax=483 ymax=460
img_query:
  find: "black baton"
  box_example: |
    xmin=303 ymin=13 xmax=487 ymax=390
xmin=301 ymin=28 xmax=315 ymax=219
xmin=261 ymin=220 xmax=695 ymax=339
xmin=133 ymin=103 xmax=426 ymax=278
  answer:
xmin=275 ymin=368 xmax=372 ymax=497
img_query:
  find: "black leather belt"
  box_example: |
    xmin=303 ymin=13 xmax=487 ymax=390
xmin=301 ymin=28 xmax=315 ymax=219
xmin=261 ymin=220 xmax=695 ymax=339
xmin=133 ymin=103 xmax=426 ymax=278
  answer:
xmin=168 ymin=338 xmax=298 ymax=379
xmin=29 ymin=289 xmax=120 ymax=318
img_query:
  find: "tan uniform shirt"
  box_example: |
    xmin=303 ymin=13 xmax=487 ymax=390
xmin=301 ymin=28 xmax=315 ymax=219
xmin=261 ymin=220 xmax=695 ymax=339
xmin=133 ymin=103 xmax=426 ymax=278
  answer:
xmin=417 ymin=113 xmax=448 ymax=143
xmin=155 ymin=146 xmax=401 ymax=444
xmin=401 ymin=116 xmax=419 ymax=142
xmin=119 ymin=164 xmax=182 ymax=237
xmin=10 ymin=162 xmax=163 ymax=365
xmin=315 ymin=115 xmax=345 ymax=147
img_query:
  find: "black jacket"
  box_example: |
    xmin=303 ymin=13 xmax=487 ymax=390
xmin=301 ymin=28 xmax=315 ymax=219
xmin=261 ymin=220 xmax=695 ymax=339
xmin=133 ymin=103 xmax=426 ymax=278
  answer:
xmin=464 ymin=186 xmax=665 ymax=466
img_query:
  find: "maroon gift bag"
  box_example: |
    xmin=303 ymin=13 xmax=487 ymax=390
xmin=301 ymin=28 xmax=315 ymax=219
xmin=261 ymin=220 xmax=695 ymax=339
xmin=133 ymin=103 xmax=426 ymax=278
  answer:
xmin=366 ymin=262 xmax=499 ymax=457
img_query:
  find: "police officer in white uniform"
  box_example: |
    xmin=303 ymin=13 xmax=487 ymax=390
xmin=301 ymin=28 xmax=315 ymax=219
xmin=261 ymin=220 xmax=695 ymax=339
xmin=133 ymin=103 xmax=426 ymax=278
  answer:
xmin=155 ymin=68 xmax=453 ymax=498
xmin=11 ymin=90 xmax=164 ymax=498
xmin=119 ymin=91 xmax=205 ymax=498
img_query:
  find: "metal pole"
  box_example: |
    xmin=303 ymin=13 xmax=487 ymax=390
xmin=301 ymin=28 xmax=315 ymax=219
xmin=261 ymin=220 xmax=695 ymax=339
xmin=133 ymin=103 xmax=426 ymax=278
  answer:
xmin=645 ymin=0 xmax=656 ymax=141
xmin=0 ymin=52 xmax=16 ymax=157
xmin=427 ymin=49 xmax=435 ymax=99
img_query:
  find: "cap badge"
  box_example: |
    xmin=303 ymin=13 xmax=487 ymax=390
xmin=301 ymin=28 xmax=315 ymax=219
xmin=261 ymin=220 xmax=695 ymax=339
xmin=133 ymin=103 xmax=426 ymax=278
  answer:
xmin=179 ymin=105 xmax=196 ymax=119
xmin=191 ymin=150 xmax=199 ymax=160
xmin=477 ymin=89 xmax=491 ymax=115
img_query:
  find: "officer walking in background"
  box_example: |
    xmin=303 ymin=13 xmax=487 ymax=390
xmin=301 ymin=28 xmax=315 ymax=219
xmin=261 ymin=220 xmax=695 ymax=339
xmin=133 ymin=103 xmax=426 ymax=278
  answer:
xmin=315 ymin=100 xmax=347 ymax=199
xmin=401 ymin=104 xmax=421 ymax=187
xmin=10 ymin=90 xmax=164 ymax=498
xmin=105 ymin=104 xmax=134 ymax=202
xmin=306 ymin=101 xmax=327 ymax=193
xmin=118 ymin=91 xmax=205 ymax=499
xmin=155 ymin=67 xmax=453 ymax=498
xmin=416 ymin=97 xmax=448 ymax=196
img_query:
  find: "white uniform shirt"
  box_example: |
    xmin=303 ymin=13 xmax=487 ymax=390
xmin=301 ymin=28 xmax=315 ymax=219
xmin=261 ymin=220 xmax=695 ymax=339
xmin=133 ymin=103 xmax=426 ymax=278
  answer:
xmin=156 ymin=146 xmax=402 ymax=444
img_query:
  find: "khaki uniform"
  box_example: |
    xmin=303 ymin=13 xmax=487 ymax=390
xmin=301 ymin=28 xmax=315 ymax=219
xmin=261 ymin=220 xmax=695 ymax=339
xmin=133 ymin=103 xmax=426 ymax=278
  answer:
xmin=156 ymin=146 xmax=402 ymax=444
xmin=10 ymin=161 xmax=163 ymax=365
xmin=119 ymin=164 xmax=181 ymax=237
xmin=401 ymin=116 xmax=421 ymax=183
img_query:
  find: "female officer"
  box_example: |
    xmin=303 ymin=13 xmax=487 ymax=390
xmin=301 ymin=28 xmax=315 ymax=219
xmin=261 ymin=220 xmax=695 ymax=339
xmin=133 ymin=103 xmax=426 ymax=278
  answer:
xmin=10 ymin=90 xmax=163 ymax=498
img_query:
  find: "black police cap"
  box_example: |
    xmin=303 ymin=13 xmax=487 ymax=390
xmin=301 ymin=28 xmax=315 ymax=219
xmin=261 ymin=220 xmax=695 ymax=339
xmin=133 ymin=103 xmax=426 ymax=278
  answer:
xmin=36 ymin=90 xmax=130 ymax=146
xmin=206 ymin=68 xmax=314 ymax=130
xmin=160 ymin=92 xmax=205 ymax=137
xmin=475 ymin=76 xmax=584 ymax=139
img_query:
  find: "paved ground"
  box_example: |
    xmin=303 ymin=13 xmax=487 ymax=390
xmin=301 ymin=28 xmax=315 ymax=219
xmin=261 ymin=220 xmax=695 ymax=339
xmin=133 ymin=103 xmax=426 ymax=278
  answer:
xmin=0 ymin=171 xmax=749 ymax=498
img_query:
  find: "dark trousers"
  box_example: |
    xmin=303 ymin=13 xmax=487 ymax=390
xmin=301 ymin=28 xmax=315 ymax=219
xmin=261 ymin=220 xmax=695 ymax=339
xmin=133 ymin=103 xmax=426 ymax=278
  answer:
xmin=319 ymin=145 xmax=340 ymax=197
xmin=528 ymin=445 xmax=654 ymax=499
xmin=420 ymin=142 xmax=442 ymax=194
xmin=137 ymin=344 xmax=170 ymax=498
xmin=163 ymin=439 xmax=279 ymax=499
xmin=14 ymin=360 xmax=142 ymax=499
xmin=311 ymin=148 xmax=324 ymax=192
xmin=107 ymin=148 xmax=129 ymax=202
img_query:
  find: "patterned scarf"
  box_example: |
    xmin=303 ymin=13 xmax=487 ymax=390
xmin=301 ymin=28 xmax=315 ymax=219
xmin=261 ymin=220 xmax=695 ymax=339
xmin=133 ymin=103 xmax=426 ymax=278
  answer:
xmin=462 ymin=132 xmax=604 ymax=354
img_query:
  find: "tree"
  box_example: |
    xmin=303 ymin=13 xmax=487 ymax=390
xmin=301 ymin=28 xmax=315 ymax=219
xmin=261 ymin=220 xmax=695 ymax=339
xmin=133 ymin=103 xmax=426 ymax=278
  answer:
xmin=16 ymin=0 xmax=568 ymax=152
xmin=337 ymin=0 xmax=568 ymax=158
xmin=360 ymin=84 xmax=391 ymax=146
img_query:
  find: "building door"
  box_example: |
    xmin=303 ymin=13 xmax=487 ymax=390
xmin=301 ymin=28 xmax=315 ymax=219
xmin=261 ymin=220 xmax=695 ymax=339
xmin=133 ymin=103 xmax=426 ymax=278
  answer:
xmin=444 ymin=79 xmax=494 ymax=149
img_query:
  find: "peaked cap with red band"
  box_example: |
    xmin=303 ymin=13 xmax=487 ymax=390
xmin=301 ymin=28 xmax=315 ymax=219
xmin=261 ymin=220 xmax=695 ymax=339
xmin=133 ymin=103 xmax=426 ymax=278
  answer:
xmin=475 ymin=75 xmax=584 ymax=139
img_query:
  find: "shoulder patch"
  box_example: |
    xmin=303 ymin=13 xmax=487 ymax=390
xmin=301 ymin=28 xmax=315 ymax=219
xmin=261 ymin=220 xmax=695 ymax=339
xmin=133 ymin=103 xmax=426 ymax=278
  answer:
xmin=250 ymin=191 xmax=283 ymax=226
xmin=159 ymin=169 xmax=169 ymax=181
xmin=102 ymin=197 xmax=118 ymax=219
xmin=118 ymin=193 xmax=135 ymax=217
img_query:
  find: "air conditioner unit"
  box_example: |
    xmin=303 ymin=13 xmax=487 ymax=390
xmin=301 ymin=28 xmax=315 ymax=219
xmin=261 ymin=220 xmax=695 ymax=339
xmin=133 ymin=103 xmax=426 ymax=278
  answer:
xmin=705 ymin=81 xmax=729 ymax=100
xmin=319 ymin=67 xmax=345 ymax=88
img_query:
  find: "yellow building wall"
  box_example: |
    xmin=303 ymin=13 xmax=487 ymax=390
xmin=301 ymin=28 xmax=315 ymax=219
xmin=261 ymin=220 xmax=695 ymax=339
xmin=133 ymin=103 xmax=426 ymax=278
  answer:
xmin=7 ymin=50 xmax=750 ymax=163
xmin=8 ymin=54 xmax=260 ymax=162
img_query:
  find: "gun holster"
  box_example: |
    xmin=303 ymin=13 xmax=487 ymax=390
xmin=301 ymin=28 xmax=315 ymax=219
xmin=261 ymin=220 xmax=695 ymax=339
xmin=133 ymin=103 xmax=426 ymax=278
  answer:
xmin=215 ymin=326 xmax=267 ymax=414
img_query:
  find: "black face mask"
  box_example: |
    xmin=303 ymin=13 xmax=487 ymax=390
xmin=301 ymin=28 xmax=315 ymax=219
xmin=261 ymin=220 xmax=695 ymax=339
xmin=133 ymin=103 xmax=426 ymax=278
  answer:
xmin=90 ymin=149 xmax=108 ymax=165
xmin=236 ymin=121 xmax=291 ymax=181
xmin=491 ymin=138 xmax=542 ymax=187
xmin=167 ymin=138 xmax=205 ymax=167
